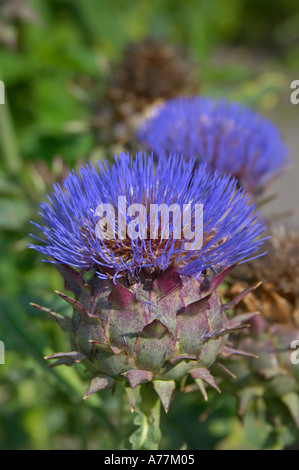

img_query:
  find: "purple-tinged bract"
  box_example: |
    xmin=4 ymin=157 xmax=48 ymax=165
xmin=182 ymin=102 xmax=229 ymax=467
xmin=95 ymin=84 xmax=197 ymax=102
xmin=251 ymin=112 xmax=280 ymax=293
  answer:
xmin=137 ymin=97 xmax=291 ymax=195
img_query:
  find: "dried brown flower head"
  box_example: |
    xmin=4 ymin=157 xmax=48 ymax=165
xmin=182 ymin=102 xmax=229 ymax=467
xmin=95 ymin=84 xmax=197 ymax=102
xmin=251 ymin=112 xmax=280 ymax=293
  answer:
xmin=91 ymin=38 xmax=198 ymax=150
xmin=224 ymin=225 xmax=299 ymax=327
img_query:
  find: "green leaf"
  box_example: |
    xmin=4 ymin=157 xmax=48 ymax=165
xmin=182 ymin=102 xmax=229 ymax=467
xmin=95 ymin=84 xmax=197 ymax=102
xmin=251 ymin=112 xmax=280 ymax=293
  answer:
xmin=129 ymin=406 xmax=161 ymax=450
xmin=238 ymin=386 xmax=264 ymax=415
xmin=0 ymin=198 xmax=31 ymax=230
xmin=281 ymin=392 xmax=299 ymax=428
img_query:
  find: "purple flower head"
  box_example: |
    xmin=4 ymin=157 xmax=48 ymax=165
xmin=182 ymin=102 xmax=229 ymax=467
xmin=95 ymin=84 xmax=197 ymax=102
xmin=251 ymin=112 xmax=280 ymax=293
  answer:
xmin=30 ymin=152 xmax=266 ymax=282
xmin=137 ymin=96 xmax=291 ymax=195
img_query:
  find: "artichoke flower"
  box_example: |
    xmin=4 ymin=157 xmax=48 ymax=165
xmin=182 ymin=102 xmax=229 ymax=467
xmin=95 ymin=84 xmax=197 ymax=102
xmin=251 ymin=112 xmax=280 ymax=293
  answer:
xmin=137 ymin=96 xmax=291 ymax=197
xmin=30 ymin=152 xmax=266 ymax=413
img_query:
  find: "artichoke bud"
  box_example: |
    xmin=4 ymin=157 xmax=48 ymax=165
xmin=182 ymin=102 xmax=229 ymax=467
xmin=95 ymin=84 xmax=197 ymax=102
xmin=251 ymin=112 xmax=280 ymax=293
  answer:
xmin=33 ymin=265 xmax=253 ymax=412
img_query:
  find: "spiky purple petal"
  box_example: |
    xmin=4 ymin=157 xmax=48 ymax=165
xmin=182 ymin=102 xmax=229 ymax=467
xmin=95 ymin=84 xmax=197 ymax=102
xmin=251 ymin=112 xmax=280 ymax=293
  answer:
xmin=30 ymin=152 xmax=266 ymax=281
xmin=137 ymin=97 xmax=291 ymax=195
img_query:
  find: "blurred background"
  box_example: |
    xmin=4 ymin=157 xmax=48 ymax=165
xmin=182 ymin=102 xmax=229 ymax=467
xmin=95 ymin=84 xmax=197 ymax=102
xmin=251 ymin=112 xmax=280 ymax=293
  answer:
xmin=0 ymin=0 xmax=298 ymax=450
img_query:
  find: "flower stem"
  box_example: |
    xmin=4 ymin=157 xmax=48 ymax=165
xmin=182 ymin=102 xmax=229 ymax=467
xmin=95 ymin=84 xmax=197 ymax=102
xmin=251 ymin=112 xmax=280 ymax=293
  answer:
xmin=129 ymin=384 xmax=162 ymax=450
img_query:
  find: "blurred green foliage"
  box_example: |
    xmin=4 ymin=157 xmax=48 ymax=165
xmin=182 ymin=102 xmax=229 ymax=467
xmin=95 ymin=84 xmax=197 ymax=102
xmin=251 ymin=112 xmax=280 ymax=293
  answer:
xmin=0 ymin=0 xmax=298 ymax=450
